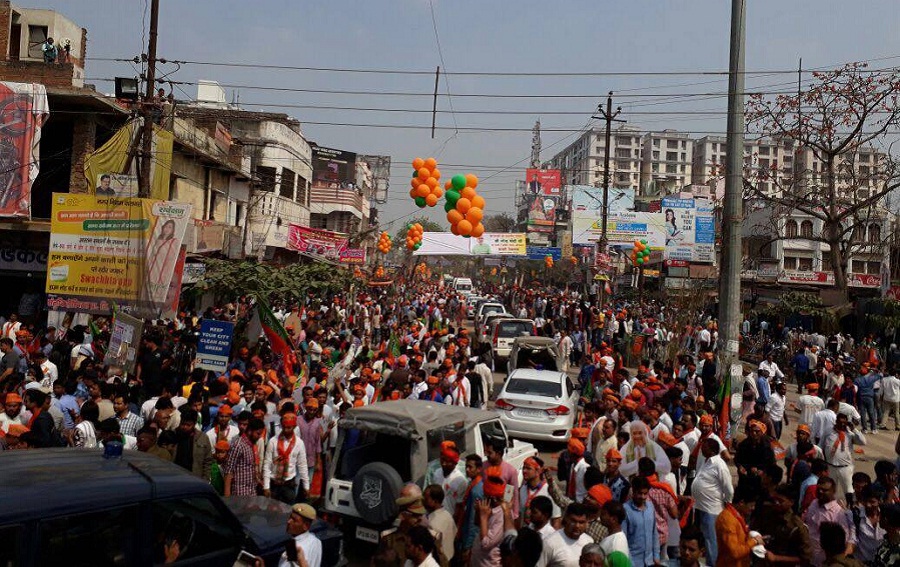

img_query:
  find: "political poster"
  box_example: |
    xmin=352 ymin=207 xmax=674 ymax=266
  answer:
xmin=287 ymin=224 xmax=350 ymax=262
xmin=196 ymin=319 xmax=235 ymax=373
xmin=0 ymin=82 xmax=49 ymax=218
xmin=84 ymin=119 xmax=173 ymax=202
xmin=527 ymin=195 xmax=558 ymax=226
xmin=311 ymin=145 xmax=357 ymax=189
xmin=106 ymin=312 xmax=143 ymax=373
xmin=338 ymin=248 xmax=366 ymax=264
xmin=94 ymin=173 xmax=138 ymax=198
xmin=469 ymin=233 xmax=527 ymax=256
xmin=525 ymin=169 xmax=561 ymax=195
xmin=661 ymin=197 xmax=715 ymax=262
xmin=527 ymin=246 xmax=561 ymax=261
xmin=46 ymin=194 xmax=192 ymax=312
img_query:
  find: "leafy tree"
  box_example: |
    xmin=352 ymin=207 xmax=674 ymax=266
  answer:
xmin=191 ymin=258 xmax=351 ymax=302
xmin=745 ymin=63 xmax=900 ymax=302
xmin=482 ymin=212 xmax=517 ymax=233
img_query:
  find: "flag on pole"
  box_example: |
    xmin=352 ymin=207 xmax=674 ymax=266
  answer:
xmin=257 ymin=299 xmax=297 ymax=374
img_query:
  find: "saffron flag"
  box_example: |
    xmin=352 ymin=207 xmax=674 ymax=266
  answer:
xmin=257 ymin=299 xmax=297 ymax=374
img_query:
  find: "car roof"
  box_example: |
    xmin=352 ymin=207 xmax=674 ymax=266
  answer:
xmin=339 ymin=399 xmax=500 ymax=439
xmin=0 ymin=449 xmax=216 ymax=522
xmin=492 ymin=318 xmax=532 ymax=325
xmin=507 ymin=368 xmax=566 ymax=382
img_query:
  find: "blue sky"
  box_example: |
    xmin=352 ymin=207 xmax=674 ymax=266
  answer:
xmin=44 ymin=0 xmax=900 ymax=229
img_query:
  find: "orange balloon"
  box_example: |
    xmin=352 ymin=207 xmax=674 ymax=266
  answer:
xmin=460 ymin=187 xmax=477 ymax=200
xmin=456 ymin=197 xmax=472 ymax=213
xmin=466 ymin=207 xmax=483 ymax=224
xmin=471 ymin=222 xmax=485 ymax=237
xmin=472 ymin=195 xmax=486 ymax=209
xmin=432 ymin=188 xmax=443 ymax=199
xmin=465 ymin=174 xmax=478 ymax=188
xmin=410 ymin=178 xmax=419 ymax=189
xmin=450 ymin=223 xmax=460 ymax=236
xmin=457 ymin=219 xmax=473 ymax=236
xmin=409 ymin=188 xmax=417 ymax=198
xmin=444 ymin=181 xmax=452 ymax=190
xmin=414 ymin=223 xmax=423 ymax=230
xmin=417 ymin=167 xmax=431 ymax=179
xmin=431 ymin=168 xmax=441 ymax=180
xmin=412 ymin=157 xmax=425 ymax=170
xmin=424 ymin=157 xmax=437 ymax=170
xmin=447 ymin=209 xmax=463 ymax=224
xmin=425 ymin=177 xmax=439 ymax=189
xmin=416 ymin=184 xmax=430 ymax=198
xmin=425 ymin=193 xmax=439 ymax=207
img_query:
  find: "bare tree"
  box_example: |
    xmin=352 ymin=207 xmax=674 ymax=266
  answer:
xmin=482 ymin=212 xmax=517 ymax=233
xmin=744 ymin=63 xmax=900 ymax=302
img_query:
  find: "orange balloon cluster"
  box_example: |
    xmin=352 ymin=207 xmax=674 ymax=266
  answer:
xmin=570 ymin=255 xmax=579 ymax=265
xmin=406 ymin=223 xmax=424 ymax=250
xmin=408 ymin=157 xmax=443 ymax=208
xmin=353 ymin=267 xmax=363 ymax=279
xmin=377 ymin=231 xmax=392 ymax=254
xmin=374 ymin=266 xmax=385 ymax=279
xmin=445 ymin=174 xmax=486 ymax=237
xmin=544 ymin=255 xmax=554 ymax=268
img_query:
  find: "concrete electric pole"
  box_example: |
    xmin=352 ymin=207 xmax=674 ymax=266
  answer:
xmin=593 ymin=92 xmax=624 ymax=305
xmin=719 ymin=0 xmax=746 ymax=435
xmin=138 ymin=0 xmax=160 ymax=198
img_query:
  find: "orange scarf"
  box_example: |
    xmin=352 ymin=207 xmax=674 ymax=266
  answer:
xmin=831 ymin=430 xmax=847 ymax=456
xmin=648 ymin=473 xmax=678 ymax=500
xmin=27 ymin=408 xmax=40 ymax=429
xmin=275 ymin=433 xmax=296 ymax=481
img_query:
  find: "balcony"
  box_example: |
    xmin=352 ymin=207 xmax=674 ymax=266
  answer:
xmin=309 ymin=185 xmax=365 ymax=219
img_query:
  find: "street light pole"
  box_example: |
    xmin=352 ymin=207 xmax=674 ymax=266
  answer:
xmin=594 ymin=92 xmax=623 ymax=306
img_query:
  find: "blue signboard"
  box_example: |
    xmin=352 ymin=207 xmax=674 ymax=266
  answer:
xmin=527 ymin=246 xmax=562 ymax=261
xmin=197 ymin=319 xmax=235 ymax=373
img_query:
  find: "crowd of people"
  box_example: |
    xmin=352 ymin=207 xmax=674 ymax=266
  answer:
xmin=1 ymin=274 xmax=900 ymax=567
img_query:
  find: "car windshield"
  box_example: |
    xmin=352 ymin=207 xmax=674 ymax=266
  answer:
xmin=498 ymin=321 xmax=533 ymax=337
xmin=506 ymin=378 xmax=561 ymax=398
xmin=514 ymin=347 xmax=559 ymax=371
xmin=483 ymin=305 xmax=503 ymax=315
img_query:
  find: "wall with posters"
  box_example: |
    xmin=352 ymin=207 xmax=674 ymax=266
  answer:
xmin=46 ymin=194 xmax=192 ymax=311
xmin=287 ymin=223 xmax=349 ymax=262
xmin=571 ymin=186 xmax=635 ymax=213
xmin=573 ymin=210 xmax=666 ymax=248
xmin=661 ymin=197 xmax=715 ymax=262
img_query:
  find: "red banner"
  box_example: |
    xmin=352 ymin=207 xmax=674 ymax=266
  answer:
xmin=526 ymin=169 xmax=561 ymax=195
xmin=287 ymin=224 xmax=350 ymax=262
xmin=0 ymin=82 xmax=48 ymax=217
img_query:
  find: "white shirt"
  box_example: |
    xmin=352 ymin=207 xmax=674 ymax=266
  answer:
xmin=693 ymin=454 xmax=733 ymax=515
xmin=572 ymin=457 xmax=590 ymax=502
xmin=599 ymin=531 xmax=630 ymax=557
xmin=882 ymin=375 xmax=900 ymax=403
xmin=427 ymin=508 xmax=457 ymax=561
xmin=40 ymin=360 xmax=58 ymax=387
xmin=812 ymin=409 xmax=836 ymax=447
xmin=402 ymin=555 xmax=440 ymax=567
xmin=2 ymin=321 xmax=20 ymax=341
xmin=279 ymin=531 xmax=322 ymax=567
xmin=759 ymin=360 xmax=785 ymax=380
xmin=824 ymin=428 xmax=866 ymax=467
xmin=262 ymin=432 xmax=310 ymax=491
xmin=205 ymin=423 xmax=240 ymax=448
xmin=768 ymin=392 xmax=786 ymax=422
xmin=520 ymin=481 xmax=561 ymax=519
xmin=431 ymin=466 xmax=468 ymax=515
xmin=797 ymin=394 xmax=825 ymax=426
xmin=698 ymin=329 xmax=711 ymax=344
xmin=532 ymin=522 xmax=556 ymax=539
xmin=537 ymin=529 xmax=593 ymax=567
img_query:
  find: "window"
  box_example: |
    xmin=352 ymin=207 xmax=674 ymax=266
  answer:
xmin=868 ymin=261 xmax=881 ymax=275
xmin=800 ymin=220 xmax=813 ymax=238
xmin=256 ymin=166 xmax=276 ymax=192
xmin=40 ymin=506 xmax=139 ymax=566
xmin=279 ymin=167 xmax=296 ymax=199
xmin=652 ymin=139 xmax=660 ymax=148
xmin=681 ymin=140 xmax=687 ymax=149
xmin=506 ymin=378 xmax=562 ymax=397
xmin=666 ymin=152 xmax=678 ymax=161
xmin=666 ymin=164 xmax=677 ymax=174
xmin=759 ymin=146 xmax=770 ymax=156
xmin=667 ymin=140 xmax=678 ymax=149
xmin=596 ymin=146 xmax=604 ymax=155
xmin=852 ymin=260 xmax=866 ymax=274
xmin=652 ymin=163 xmax=659 ymax=173
xmin=652 ymin=151 xmax=660 ymax=160
xmin=869 ymin=224 xmax=881 ymax=243
xmin=616 ymin=149 xmax=631 ymax=159
xmin=296 ymin=176 xmax=308 ymax=206
xmin=822 ymin=256 xmax=833 ymax=272
xmin=783 ymin=257 xmax=798 ymax=270
xmin=680 ymin=153 xmax=686 ymax=161
xmin=151 ymin=498 xmax=242 ymax=565
xmin=27 ymin=25 xmax=48 ymax=59
xmin=785 ymin=220 xmax=798 ymax=238
xmin=852 ymin=225 xmax=865 ymax=243
xmin=798 ymin=257 xmax=813 ymax=271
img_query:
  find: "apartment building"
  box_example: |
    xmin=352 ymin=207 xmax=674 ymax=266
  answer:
xmin=545 ymin=124 xmax=643 ymax=193
xmin=640 ymin=130 xmax=693 ymax=197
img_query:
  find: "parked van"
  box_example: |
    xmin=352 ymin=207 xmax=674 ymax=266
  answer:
xmin=452 ymin=277 xmax=473 ymax=295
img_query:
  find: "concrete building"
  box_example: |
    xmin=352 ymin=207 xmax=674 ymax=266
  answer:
xmin=0 ymin=1 xmax=86 ymax=87
xmin=545 ymin=124 xmax=642 ymax=193
xmin=692 ymin=136 xmax=727 ymax=185
xmin=640 ymin=130 xmax=693 ymax=197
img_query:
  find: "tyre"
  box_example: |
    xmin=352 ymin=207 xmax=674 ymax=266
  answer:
xmin=350 ymin=462 xmax=404 ymax=525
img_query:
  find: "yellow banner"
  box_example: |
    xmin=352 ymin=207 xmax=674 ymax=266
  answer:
xmin=46 ymin=194 xmax=192 ymax=306
xmin=84 ymin=120 xmax=173 ymax=201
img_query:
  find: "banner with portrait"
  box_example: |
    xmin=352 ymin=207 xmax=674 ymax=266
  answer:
xmin=0 ymin=82 xmax=49 ymax=217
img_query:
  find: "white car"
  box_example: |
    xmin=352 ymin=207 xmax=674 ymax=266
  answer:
xmin=465 ymin=296 xmax=486 ymax=319
xmin=475 ymin=302 xmax=506 ymax=330
xmin=495 ymin=368 xmax=578 ymax=443
xmin=489 ymin=318 xmax=536 ymax=362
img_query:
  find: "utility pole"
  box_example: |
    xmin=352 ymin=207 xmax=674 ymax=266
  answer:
xmin=593 ymin=92 xmax=624 ymax=306
xmin=138 ymin=0 xmax=160 ymax=198
xmin=719 ymin=0 xmax=746 ymax=437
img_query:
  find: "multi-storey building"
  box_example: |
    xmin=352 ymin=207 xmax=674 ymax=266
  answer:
xmin=640 ymin=130 xmax=693 ymax=197
xmin=545 ymin=124 xmax=642 ymax=193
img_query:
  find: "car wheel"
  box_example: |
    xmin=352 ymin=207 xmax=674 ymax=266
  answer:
xmin=351 ymin=462 xmax=404 ymax=525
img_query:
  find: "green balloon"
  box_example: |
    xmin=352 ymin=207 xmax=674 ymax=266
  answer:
xmin=462 ymin=234 xmax=471 ymax=238
xmin=444 ymin=201 xmax=455 ymax=213
xmin=642 ymin=249 xmax=650 ymax=257
xmin=412 ymin=170 xmax=418 ymax=178
xmin=414 ymin=196 xmax=426 ymax=207
xmin=414 ymin=242 xmax=421 ymax=250
xmin=451 ymin=175 xmax=466 ymax=191
xmin=446 ymin=190 xmax=460 ymax=204
xmin=637 ymin=257 xmax=645 ymax=264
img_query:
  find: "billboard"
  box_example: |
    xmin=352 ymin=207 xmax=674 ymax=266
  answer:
xmin=527 ymin=195 xmax=558 ymax=226
xmin=84 ymin=119 xmax=173 ymax=202
xmin=527 ymin=246 xmax=561 ymax=261
xmin=525 ymin=169 xmax=561 ymax=195
xmin=571 ymin=186 xmax=635 ymax=213
xmin=311 ymin=145 xmax=357 ymax=189
xmin=661 ymin=197 xmax=715 ymax=263
xmin=287 ymin=224 xmax=350 ymax=262
xmin=93 ymin=173 xmax=138 ymax=198
xmin=46 ymin=194 xmax=192 ymax=310
xmin=573 ymin=211 xmax=666 ymax=248
xmin=0 ymin=82 xmax=48 ymax=217
xmin=197 ymin=319 xmax=235 ymax=373
xmin=469 ymin=233 xmax=527 ymax=256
